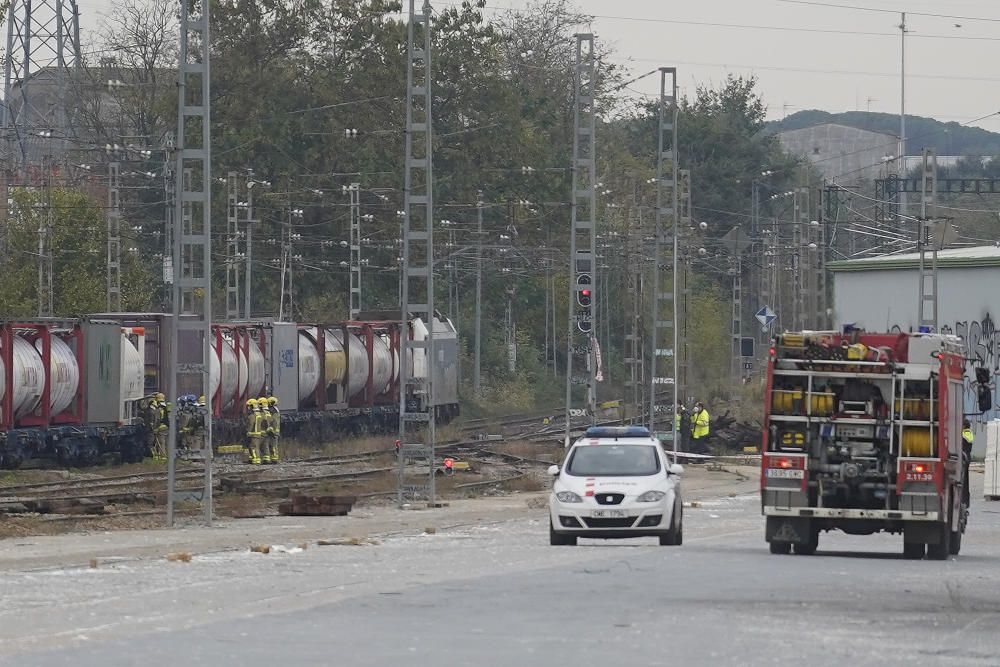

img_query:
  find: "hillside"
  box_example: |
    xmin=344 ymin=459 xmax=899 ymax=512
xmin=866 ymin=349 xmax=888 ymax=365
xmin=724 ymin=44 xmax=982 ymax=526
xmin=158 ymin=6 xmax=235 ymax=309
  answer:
xmin=765 ymin=110 xmax=1000 ymax=156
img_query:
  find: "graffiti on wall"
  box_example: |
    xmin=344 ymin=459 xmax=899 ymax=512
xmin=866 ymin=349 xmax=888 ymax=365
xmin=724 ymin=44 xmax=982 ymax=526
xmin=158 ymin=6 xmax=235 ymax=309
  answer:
xmin=890 ymin=314 xmax=999 ymax=419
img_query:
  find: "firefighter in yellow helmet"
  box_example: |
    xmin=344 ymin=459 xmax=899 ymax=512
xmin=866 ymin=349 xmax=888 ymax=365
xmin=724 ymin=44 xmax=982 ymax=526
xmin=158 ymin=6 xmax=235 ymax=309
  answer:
xmin=245 ymin=398 xmax=263 ymax=465
xmin=151 ymin=392 xmax=168 ymax=461
xmin=263 ymin=396 xmax=281 ymax=464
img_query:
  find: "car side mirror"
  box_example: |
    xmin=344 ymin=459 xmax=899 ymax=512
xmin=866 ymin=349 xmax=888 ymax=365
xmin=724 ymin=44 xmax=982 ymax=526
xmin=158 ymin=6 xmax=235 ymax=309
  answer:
xmin=669 ymin=464 xmax=684 ymax=476
xmin=547 ymin=465 xmax=560 ymax=477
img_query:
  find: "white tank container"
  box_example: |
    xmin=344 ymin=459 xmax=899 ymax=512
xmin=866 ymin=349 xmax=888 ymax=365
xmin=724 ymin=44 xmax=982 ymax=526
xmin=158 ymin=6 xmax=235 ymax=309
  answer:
xmin=0 ymin=336 xmax=46 ymax=418
xmin=327 ymin=329 xmax=370 ymax=399
xmin=33 ymin=335 xmax=80 ymax=415
xmin=322 ymin=329 xmax=347 ymax=387
xmin=246 ymin=340 xmax=266 ymax=399
xmin=297 ymin=331 xmax=321 ymax=405
xmin=209 ymin=338 xmax=240 ymax=409
xmin=120 ymin=334 xmax=145 ymax=403
xmin=372 ymin=334 xmax=393 ymax=395
xmin=410 ymin=317 xmax=429 ymax=382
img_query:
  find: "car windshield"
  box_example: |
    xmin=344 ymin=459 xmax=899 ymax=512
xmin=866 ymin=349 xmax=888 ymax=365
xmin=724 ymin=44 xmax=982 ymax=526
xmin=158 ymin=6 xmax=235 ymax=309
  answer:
xmin=565 ymin=444 xmax=661 ymax=477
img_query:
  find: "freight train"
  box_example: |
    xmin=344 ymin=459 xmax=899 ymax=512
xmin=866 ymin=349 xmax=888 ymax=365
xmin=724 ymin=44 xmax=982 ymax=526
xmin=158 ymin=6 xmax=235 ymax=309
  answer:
xmin=0 ymin=312 xmax=458 ymax=468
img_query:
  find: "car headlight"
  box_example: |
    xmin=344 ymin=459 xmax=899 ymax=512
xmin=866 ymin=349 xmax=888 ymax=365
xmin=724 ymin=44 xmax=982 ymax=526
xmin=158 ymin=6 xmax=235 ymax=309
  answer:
xmin=556 ymin=491 xmax=583 ymax=503
xmin=637 ymin=490 xmax=667 ymax=503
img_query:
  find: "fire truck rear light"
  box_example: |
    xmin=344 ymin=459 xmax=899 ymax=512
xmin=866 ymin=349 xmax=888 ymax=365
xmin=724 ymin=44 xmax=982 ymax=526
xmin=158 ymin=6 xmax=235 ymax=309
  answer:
xmin=779 ymin=458 xmax=792 ymax=469
xmin=914 ymin=464 xmax=926 ymax=473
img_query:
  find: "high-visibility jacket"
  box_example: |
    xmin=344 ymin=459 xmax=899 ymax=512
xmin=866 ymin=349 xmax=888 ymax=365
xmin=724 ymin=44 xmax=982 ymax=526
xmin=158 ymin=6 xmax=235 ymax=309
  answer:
xmin=246 ymin=409 xmax=264 ymax=437
xmin=692 ymin=408 xmax=710 ymax=439
xmin=963 ymin=428 xmax=974 ymax=448
xmin=269 ymin=408 xmax=281 ymax=436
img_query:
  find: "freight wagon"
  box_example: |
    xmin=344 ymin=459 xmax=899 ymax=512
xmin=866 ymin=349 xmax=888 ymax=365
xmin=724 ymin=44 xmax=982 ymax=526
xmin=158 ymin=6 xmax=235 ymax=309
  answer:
xmin=0 ymin=311 xmax=459 ymax=468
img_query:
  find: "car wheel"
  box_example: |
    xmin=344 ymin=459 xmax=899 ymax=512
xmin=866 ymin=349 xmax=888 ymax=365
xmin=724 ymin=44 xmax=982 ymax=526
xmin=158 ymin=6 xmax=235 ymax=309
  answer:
xmin=769 ymin=541 xmax=791 ymax=555
xmin=659 ymin=500 xmax=683 ymax=546
xmin=549 ymin=520 xmax=577 ymax=546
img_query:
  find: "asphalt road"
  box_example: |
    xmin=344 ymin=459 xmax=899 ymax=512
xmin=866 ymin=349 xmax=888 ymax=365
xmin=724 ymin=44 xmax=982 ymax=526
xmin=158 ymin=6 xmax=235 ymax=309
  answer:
xmin=5 ymin=477 xmax=1000 ymax=666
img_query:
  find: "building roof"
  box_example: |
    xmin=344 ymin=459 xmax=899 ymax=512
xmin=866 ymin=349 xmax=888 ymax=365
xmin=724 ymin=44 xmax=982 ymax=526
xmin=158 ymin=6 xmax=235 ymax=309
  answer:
xmin=829 ymin=245 xmax=1000 ymax=272
xmin=775 ymin=122 xmax=899 ymax=140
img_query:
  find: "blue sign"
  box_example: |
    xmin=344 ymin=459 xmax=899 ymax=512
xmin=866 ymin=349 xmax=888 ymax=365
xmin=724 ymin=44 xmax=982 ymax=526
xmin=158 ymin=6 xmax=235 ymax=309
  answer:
xmin=755 ymin=306 xmax=777 ymax=330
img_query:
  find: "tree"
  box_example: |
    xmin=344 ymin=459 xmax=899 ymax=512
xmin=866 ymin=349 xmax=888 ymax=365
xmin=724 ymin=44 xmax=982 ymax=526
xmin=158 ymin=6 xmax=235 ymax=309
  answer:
xmin=1 ymin=186 xmax=154 ymax=317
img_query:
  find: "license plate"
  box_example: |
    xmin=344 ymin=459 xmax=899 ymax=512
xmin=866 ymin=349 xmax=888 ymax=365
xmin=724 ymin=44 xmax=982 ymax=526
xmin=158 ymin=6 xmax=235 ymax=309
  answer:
xmin=590 ymin=509 xmax=627 ymax=518
xmin=766 ymin=468 xmax=804 ymax=479
xmin=904 ymin=472 xmax=933 ymax=483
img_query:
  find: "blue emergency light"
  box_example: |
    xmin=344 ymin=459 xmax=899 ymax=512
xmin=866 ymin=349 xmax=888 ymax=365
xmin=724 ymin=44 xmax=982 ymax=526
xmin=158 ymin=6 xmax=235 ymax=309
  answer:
xmin=584 ymin=426 xmax=651 ymax=439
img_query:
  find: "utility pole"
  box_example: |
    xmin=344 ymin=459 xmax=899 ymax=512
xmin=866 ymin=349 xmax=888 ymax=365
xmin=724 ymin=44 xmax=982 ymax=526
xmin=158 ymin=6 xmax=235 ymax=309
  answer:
xmin=397 ymin=0 xmax=437 ymax=508
xmin=474 ymin=190 xmax=483 ymax=396
xmin=279 ymin=205 xmax=301 ymax=321
xmin=677 ymin=169 xmax=692 ymax=397
xmin=625 ymin=202 xmax=644 ymax=424
xmin=917 ymin=148 xmax=938 ymax=331
xmin=38 ymin=157 xmax=53 ymax=317
xmin=648 ymin=67 xmax=679 ymax=453
xmin=3 ymin=0 xmax=82 ymax=166
xmin=167 ymin=0 xmax=213 ymax=527
xmin=225 ymin=171 xmax=240 ymax=320
xmin=730 ymin=254 xmax=742 ymax=386
xmin=106 ymin=162 xmax=122 ymax=312
xmin=162 ymin=133 xmax=175 ymax=310
xmin=792 ymin=188 xmax=804 ymax=330
xmin=564 ymin=33 xmax=598 ymax=447
xmin=244 ymin=171 xmax=256 ymax=319
xmin=899 ymin=12 xmax=907 ymax=221
xmin=348 ymin=182 xmax=362 ymax=319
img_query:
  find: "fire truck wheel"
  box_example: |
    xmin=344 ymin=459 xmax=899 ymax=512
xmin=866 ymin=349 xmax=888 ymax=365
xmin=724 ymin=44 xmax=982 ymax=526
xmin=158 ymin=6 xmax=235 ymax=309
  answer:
xmin=926 ymin=524 xmax=951 ymax=561
xmin=792 ymin=529 xmax=819 ymax=556
xmin=903 ymin=541 xmax=925 ymax=559
xmin=769 ymin=541 xmax=791 ymax=555
xmin=949 ymin=492 xmax=963 ymax=556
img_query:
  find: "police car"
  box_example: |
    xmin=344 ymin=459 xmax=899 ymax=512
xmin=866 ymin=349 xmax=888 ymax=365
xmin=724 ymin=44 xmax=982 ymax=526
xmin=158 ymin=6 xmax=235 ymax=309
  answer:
xmin=548 ymin=426 xmax=683 ymax=546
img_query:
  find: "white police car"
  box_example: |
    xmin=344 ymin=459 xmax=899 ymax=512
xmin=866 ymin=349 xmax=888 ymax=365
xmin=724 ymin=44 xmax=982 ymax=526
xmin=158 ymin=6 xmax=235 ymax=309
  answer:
xmin=548 ymin=426 xmax=683 ymax=546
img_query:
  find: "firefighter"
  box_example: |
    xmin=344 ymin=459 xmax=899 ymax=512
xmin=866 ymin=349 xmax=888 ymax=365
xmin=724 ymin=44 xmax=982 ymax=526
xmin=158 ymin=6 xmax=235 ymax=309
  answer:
xmin=151 ymin=392 xmax=168 ymax=461
xmin=962 ymin=420 xmax=974 ymax=508
xmin=261 ymin=396 xmax=280 ymax=464
xmin=177 ymin=395 xmax=193 ymax=452
xmin=691 ymin=401 xmax=711 ymax=455
xmin=187 ymin=395 xmax=207 ymax=453
xmin=675 ymin=400 xmax=691 ymax=452
xmin=245 ymin=398 xmax=263 ymax=465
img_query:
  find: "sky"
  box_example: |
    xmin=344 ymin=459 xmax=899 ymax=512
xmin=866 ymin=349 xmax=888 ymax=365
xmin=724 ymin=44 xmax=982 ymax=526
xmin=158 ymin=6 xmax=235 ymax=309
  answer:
xmin=74 ymin=0 xmax=1000 ymax=133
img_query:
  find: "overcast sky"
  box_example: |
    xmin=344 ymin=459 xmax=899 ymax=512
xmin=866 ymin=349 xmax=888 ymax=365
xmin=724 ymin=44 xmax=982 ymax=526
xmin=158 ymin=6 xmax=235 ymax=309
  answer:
xmin=76 ymin=0 xmax=1000 ymax=133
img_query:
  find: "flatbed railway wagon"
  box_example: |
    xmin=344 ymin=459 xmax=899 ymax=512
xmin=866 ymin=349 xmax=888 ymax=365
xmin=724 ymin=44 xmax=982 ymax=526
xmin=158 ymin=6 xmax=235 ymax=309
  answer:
xmin=762 ymin=330 xmax=984 ymax=559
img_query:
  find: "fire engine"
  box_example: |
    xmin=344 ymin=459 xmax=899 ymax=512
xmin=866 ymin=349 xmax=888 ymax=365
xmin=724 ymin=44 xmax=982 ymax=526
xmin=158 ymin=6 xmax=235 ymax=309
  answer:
xmin=761 ymin=330 xmax=986 ymax=559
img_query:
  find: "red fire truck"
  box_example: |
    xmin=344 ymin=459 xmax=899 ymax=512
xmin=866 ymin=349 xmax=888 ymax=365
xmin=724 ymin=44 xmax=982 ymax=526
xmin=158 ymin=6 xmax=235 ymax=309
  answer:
xmin=761 ymin=330 xmax=983 ymax=559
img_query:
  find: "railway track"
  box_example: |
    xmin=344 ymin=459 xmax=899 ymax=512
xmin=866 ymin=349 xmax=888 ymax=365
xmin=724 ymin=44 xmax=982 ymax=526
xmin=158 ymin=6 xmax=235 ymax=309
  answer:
xmin=0 ymin=410 xmax=573 ymax=512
